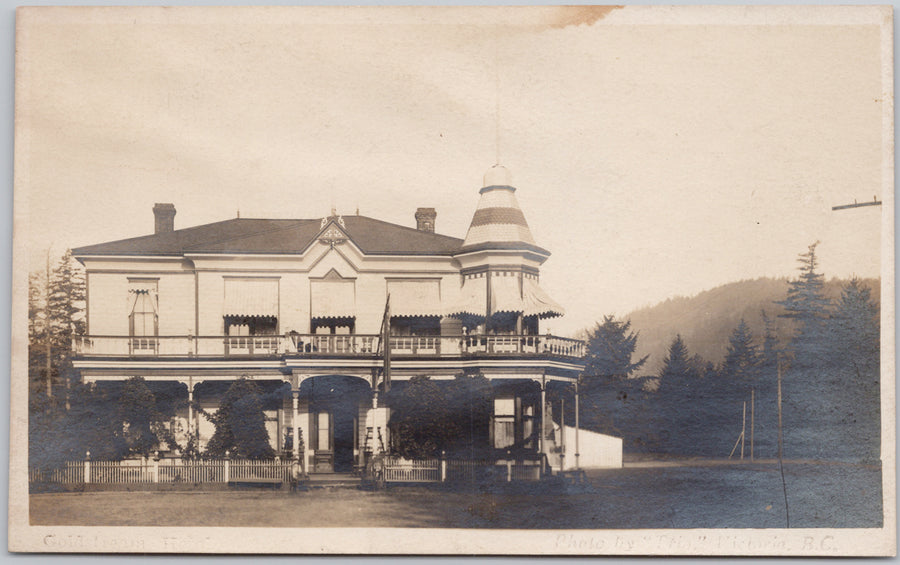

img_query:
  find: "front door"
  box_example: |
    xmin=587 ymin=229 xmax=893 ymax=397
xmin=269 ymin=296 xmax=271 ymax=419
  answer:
xmin=312 ymin=411 xmax=334 ymax=473
xmin=304 ymin=375 xmax=373 ymax=474
xmin=312 ymin=407 xmax=356 ymax=473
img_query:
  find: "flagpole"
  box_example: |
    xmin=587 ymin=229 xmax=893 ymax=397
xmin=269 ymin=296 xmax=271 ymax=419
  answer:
xmin=382 ymin=293 xmax=391 ymax=393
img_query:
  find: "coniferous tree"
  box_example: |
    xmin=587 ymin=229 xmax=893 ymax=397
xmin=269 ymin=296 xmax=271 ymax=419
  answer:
xmin=827 ymin=277 xmax=881 ymax=461
xmin=829 ymin=277 xmax=880 ymax=375
xmin=48 ymin=249 xmax=86 ymax=351
xmin=28 ymin=271 xmax=50 ymax=399
xmin=657 ymin=334 xmax=696 ymax=384
xmin=584 ymin=315 xmax=649 ymax=380
xmin=47 ymin=250 xmax=86 ymax=399
xmin=777 ymin=241 xmax=831 ymax=365
xmin=654 ymin=335 xmax=697 ymax=453
xmin=721 ymin=319 xmax=761 ymax=384
xmin=759 ymin=309 xmax=780 ymax=370
xmin=28 ymin=251 xmax=90 ymax=468
xmin=579 ymin=316 xmax=651 ymax=451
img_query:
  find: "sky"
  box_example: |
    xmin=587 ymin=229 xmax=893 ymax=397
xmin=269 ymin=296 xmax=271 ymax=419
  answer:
xmin=15 ymin=6 xmax=890 ymax=337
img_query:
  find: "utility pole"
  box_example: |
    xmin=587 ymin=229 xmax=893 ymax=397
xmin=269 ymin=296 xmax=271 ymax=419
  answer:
xmin=45 ymin=248 xmax=52 ymax=399
xmin=741 ymin=401 xmax=746 ymax=460
xmin=777 ymin=358 xmax=790 ymax=527
xmin=750 ymin=388 xmax=755 ymax=461
xmin=831 ymin=196 xmax=882 ymax=211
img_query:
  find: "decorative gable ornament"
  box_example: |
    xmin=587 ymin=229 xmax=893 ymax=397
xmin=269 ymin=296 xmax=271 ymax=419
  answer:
xmin=320 ymin=213 xmax=346 ymax=230
xmin=319 ymin=223 xmax=348 ymax=248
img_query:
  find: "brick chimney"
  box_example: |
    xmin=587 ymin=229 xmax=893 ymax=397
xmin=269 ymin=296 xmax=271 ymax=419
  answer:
xmin=415 ymin=207 xmax=436 ymax=233
xmin=153 ymin=203 xmax=176 ymax=234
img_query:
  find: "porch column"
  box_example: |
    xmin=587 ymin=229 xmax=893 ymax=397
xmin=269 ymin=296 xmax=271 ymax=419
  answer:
xmin=187 ymin=377 xmax=195 ymax=436
xmin=539 ymin=378 xmax=546 ymax=458
xmin=292 ymin=390 xmax=300 ymax=461
xmin=574 ymin=381 xmax=580 ymax=471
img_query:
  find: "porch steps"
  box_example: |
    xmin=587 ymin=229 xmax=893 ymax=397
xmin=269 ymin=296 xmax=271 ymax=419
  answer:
xmin=303 ymin=472 xmax=361 ymax=489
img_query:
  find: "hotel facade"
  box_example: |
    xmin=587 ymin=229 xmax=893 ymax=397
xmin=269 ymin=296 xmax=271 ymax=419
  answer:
xmin=71 ymin=166 xmax=617 ymax=474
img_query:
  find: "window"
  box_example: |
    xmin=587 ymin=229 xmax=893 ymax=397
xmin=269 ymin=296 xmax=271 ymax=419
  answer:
xmin=389 ymin=316 xmax=440 ymax=336
xmin=224 ymin=316 xmax=277 ymax=336
xmin=128 ymin=280 xmax=158 ymax=336
xmin=315 ymin=412 xmax=332 ymax=451
xmin=493 ymin=397 xmax=516 ymax=449
xmin=223 ymin=278 xmax=279 ymax=331
xmin=310 ymin=276 xmax=356 ymax=333
xmin=128 ymin=279 xmax=158 ymax=353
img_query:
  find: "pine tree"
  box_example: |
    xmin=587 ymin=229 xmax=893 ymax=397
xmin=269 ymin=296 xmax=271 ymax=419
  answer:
xmin=827 ymin=277 xmax=881 ymax=461
xmin=829 ymin=277 xmax=879 ymax=375
xmin=721 ymin=319 xmax=761 ymax=384
xmin=654 ymin=335 xmax=710 ymax=455
xmin=584 ymin=315 xmax=649 ymax=380
xmin=28 ymin=250 xmax=86 ymax=403
xmin=759 ymin=309 xmax=780 ymax=369
xmin=27 ymin=271 xmax=50 ymax=399
xmin=658 ymin=334 xmax=696 ymax=383
xmin=777 ymin=241 xmax=831 ymax=365
xmin=47 ymin=249 xmax=86 ymax=365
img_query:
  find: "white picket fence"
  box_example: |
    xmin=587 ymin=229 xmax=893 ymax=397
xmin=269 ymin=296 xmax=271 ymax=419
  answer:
xmin=382 ymin=457 xmax=441 ymax=482
xmin=30 ymin=458 xmax=296 ymax=485
xmin=381 ymin=456 xmax=545 ymax=483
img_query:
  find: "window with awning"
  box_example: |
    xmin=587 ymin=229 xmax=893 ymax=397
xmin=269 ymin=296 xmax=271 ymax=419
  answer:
xmin=223 ymin=278 xmax=279 ymax=318
xmin=445 ymin=271 xmax=565 ymax=322
xmin=386 ymin=279 xmax=441 ymax=317
xmin=444 ymin=274 xmax=487 ymax=319
xmin=310 ymin=279 xmax=356 ymax=320
xmin=490 ymin=273 xmax=522 ymax=315
xmin=522 ymin=277 xmax=565 ymax=319
xmin=128 ymin=279 xmax=158 ymax=337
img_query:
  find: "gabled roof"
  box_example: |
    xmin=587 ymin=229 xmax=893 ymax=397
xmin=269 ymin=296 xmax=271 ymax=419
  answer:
xmin=72 ymin=216 xmax=464 ymax=257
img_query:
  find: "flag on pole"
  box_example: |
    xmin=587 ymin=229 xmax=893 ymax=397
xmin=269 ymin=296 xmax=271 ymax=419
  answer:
xmin=379 ymin=293 xmax=392 ymax=392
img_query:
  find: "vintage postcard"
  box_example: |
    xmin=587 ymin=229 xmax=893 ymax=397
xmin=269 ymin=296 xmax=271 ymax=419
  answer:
xmin=9 ymin=5 xmax=895 ymax=555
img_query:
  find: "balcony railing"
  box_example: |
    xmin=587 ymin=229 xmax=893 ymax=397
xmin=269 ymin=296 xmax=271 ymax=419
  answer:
xmin=72 ymin=334 xmax=586 ymax=360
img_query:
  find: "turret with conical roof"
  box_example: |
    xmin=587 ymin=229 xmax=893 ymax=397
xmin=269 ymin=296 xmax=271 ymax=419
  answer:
xmin=460 ymin=165 xmax=547 ymax=254
xmin=448 ymin=166 xmax=564 ymax=331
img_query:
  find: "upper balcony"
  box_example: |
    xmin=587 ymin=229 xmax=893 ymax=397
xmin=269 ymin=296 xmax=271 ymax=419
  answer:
xmin=71 ymin=334 xmax=586 ymax=360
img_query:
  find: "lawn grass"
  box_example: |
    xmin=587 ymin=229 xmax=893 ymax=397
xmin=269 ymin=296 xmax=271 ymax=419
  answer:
xmin=29 ymin=461 xmax=882 ymax=529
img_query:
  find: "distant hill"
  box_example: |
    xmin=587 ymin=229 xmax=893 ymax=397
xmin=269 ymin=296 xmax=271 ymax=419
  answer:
xmin=620 ymin=277 xmax=881 ymax=374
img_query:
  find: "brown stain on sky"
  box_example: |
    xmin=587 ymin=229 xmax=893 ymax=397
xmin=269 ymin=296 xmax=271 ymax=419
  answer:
xmin=547 ymin=5 xmax=624 ymax=29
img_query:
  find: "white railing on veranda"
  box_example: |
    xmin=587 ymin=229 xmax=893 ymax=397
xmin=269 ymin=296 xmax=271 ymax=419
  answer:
xmin=72 ymin=334 xmax=587 ymax=360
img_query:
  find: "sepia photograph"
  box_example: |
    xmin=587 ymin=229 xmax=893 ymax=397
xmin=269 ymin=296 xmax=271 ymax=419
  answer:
xmin=8 ymin=4 xmax=895 ymax=555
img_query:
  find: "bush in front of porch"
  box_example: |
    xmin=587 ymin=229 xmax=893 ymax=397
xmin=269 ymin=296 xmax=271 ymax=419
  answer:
xmin=203 ymin=377 xmax=276 ymax=460
xmin=386 ymin=374 xmax=492 ymax=459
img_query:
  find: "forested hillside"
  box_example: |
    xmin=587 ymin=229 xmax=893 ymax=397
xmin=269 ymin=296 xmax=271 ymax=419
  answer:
xmin=577 ymin=248 xmax=881 ymax=461
xmin=624 ymin=277 xmax=880 ymax=373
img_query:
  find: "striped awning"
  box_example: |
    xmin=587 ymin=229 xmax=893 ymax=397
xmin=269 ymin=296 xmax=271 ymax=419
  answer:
xmin=445 ymin=274 xmax=564 ymax=320
xmin=490 ymin=274 xmax=522 ymax=315
xmin=311 ymin=280 xmax=356 ymax=319
xmin=387 ymin=280 xmax=442 ymax=317
xmin=522 ymin=277 xmax=565 ymax=319
xmin=224 ymin=278 xmax=279 ymax=318
xmin=444 ymin=277 xmax=487 ymax=319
